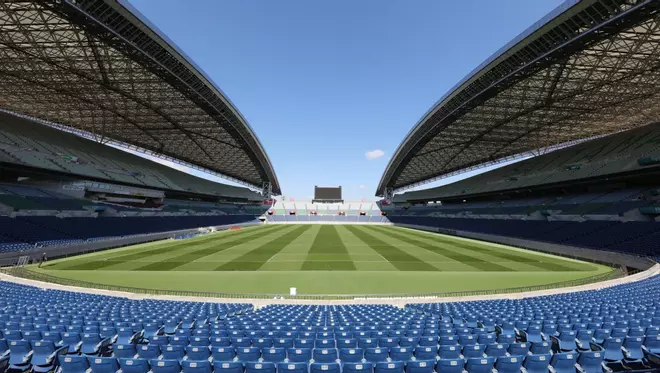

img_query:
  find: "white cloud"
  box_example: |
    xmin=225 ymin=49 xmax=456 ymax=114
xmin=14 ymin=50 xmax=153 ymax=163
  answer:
xmin=358 ymin=185 xmax=366 ymax=189
xmin=365 ymin=149 xmax=384 ymax=160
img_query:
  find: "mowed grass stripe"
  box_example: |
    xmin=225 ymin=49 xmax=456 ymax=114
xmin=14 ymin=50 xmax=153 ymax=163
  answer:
xmin=401 ymin=228 xmax=581 ymax=271
xmin=50 ymin=227 xmax=275 ymax=270
xmin=334 ymin=225 xmax=396 ymax=271
xmin=301 ymin=226 xmax=356 ymax=271
xmin=132 ymin=225 xmax=288 ymax=271
xmin=215 ymin=225 xmax=312 ymax=271
xmin=345 ymin=225 xmax=437 ymax=271
xmin=367 ymin=225 xmax=513 ymax=271
xmin=258 ymin=225 xmax=321 ymax=271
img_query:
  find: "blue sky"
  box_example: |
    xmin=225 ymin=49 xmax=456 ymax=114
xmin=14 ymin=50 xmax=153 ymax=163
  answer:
xmin=128 ymin=0 xmax=565 ymax=201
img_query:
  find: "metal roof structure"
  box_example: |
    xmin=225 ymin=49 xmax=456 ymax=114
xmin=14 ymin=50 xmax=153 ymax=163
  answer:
xmin=0 ymin=0 xmax=281 ymax=195
xmin=377 ymin=0 xmax=660 ymax=197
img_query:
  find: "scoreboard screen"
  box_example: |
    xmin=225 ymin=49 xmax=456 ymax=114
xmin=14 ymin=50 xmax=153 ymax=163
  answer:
xmin=314 ymin=186 xmax=342 ymax=201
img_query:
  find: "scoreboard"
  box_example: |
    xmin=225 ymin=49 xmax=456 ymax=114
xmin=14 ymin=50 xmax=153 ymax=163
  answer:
xmin=314 ymin=186 xmax=342 ymax=201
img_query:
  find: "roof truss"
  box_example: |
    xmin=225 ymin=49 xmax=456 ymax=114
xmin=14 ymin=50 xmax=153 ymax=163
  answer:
xmin=378 ymin=0 xmax=660 ymax=196
xmin=0 ymin=0 xmax=280 ymax=194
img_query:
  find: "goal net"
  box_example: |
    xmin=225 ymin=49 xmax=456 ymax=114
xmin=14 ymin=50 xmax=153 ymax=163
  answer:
xmin=15 ymin=256 xmax=30 ymax=267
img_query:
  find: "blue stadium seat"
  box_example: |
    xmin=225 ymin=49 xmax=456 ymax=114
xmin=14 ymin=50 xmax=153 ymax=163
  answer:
xmin=435 ymin=359 xmax=463 ymax=373
xmin=190 ymin=337 xmax=209 ymax=347
xmin=507 ymin=342 xmax=530 ymax=357
xmin=399 ymin=338 xmax=418 ymax=348
xmin=171 ymin=336 xmax=189 ymax=346
xmin=389 ymin=347 xmax=413 ymax=362
xmin=287 ymin=348 xmax=312 ymax=363
xmin=339 ymin=348 xmax=364 ymax=363
xmin=522 ymin=354 xmax=551 ymax=373
xmin=378 ymin=338 xmax=399 ymax=349
xmin=59 ymin=355 xmax=89 ymax=373
xmin=262 ymin=348 xmax=286 ymax=363
xmin=599 ymin=337 xmax=624 ymax=362
xmin=8 ymin=339 xmax=32 ymax=372
xmin=254 ymin=338 xmax=274 ymax=349
xmin=274 ymin=338 xmax=294 ymax=349
xmin=62 ymin=333 xmax=82 ymax=354
xmin=359 ymin=339 xmax=378 ymax=349
xmin=114 ymin=344 xmax=137 ymax=359
xmin=521 ymin=326 xmax=543 ymax=343
xmin=364 ymin=348 xmax=388 ymax=364
xmin=342 ymin=362 xmax=373 ymax=373
xmin=576 ymin=351 xmax=606 ymax=373
xmin=237 ymin=347 xmax=261 ymax=362
xmin=592 ymin=330 xmax=611 ymax=345
xmin=310 ymin=363 xmax=340 ymax=373
xmin=212 ymin=347 xmax=236 ymax=362
xmin=464 ymin=357 xmax=495 ymax=373
xmin=88 ymin=357 xmax=120 ymax=373
xmin=484 ymin=343 xmax=508 ymax=358
xmin=119 ymin=358 xmax=150 ymax=373
xmin=162 ymin=345 xmax=186 ymax=360
xmin=246 ymin=362 xmax=276 ymax=373
xmin=576 ymin=330 xmax=594 ymax=351
xmin=81 ymin=333 xmax=110 ymax=356
xmin=186 ymin=346 xmax=211 ymax=361
xmin=213 ymin=361 xmax=244 ymax=373
xmin=462 ymin=345 xmax=485 ymax=359
xmin=295 ymin=339 xmax=313 ymax=348
xmin=277 ymin=362 xmax=308 ymax=373
xmin=549 ymin=353 xmax=578 ymax=373
xmin=137 ymin=344 xmax=160 ymax=359
xmin=551 ymin=332 xmax=577 ymax=352
xmin=150 ymin=335 xmax=169 ymax=346
xmin=495 ymin=356 xmax=523 ymax=373
xmin=313 ymin=348 xmax=338 ymax=363
xmin=151 ymin=359 xmax=183 ymax=373
xmin=374 ymin=361 xmax=404 ymax=373
xmin=211 ymin=337 xmax=232 ymax=347
xmin=182 ymin=360 xmax=212 ymax=373
xmin=405 ymin=360 xmax=434 ymax=373
xmin=31 ymin=341 xmax=66 ymax=373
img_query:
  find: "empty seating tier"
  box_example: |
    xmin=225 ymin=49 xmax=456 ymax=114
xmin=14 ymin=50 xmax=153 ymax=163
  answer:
xmin=1 ymin=274 xmax=660 ymax=372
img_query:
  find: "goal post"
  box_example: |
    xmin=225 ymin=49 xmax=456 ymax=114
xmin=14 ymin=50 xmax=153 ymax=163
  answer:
xmin=16 ymin=256 xmax=30 ymax=267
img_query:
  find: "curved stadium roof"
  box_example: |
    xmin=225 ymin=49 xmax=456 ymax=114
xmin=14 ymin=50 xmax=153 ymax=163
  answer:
xmin=377 ymin=0 xmax=660 ymax=197
xmin=0 ymin=0 xmax=280 ymax=195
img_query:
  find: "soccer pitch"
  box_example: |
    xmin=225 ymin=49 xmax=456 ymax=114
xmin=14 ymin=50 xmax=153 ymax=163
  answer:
xmin=33 ymin=225 xmax=613 ymax=296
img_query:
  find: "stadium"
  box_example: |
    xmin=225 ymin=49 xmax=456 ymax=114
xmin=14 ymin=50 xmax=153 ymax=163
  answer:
xmin=0 ymin=0 xmax=659 ymax=373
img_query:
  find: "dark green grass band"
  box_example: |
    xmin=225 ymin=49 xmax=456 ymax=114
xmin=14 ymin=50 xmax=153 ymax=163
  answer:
xmin=134 ymin=225 xmax=286 ymax=271
xmin=367 ymin=225 xmax=513 ymax=271
xmin=382 ymin=226 xmax=584 ymax=272
xmin=302 ymin=226 xmax=356 ymax=270
xmin=344 ymin=225 xmax=438 ymax=271
xmin=215 ymin=225 xmax=311 ymax=271
xmin=51 ymin=225 xmax=282 ymax=271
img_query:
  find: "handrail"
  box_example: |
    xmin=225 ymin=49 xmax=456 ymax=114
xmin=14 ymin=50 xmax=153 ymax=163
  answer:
xmin=0 ymin=266 xmax=625 ymax=301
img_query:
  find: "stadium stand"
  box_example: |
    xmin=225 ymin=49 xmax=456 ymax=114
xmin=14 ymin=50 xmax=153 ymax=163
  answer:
xmin=0 ymin=112 xmax=262 ymax=202
xmin=380 ymin=123 xmax=660 ymax=260
xmin=393 ymin=124 xmax=660 ymax=203
xmin=0 ymin=274 xmax=659 ymax=372
xmin=0 ymin=215 xmax=261 ymax=254
xmin=266 ymin=202 xmax=386 ymax=223
xmin=386 ymin=217 xmax=660 ymax=258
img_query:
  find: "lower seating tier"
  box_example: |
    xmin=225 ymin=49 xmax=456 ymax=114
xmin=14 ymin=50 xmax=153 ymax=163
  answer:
xmin=387 ymin=216 xmax=660 ymax=257
xmin=0 ymin=215 xmax=259 ymax=252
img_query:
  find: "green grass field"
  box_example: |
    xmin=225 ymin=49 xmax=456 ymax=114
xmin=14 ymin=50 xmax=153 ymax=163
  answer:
xmin=32 ymin=224 xmax=613 ymax=295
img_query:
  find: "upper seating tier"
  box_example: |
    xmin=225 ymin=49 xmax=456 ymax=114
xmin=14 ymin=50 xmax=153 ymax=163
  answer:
xmin=0 ymin=112 xmax=261 ymax=201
